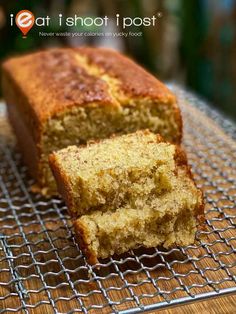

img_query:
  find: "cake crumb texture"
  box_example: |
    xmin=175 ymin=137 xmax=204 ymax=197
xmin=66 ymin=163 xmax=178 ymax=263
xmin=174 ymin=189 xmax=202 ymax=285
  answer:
xmin=49 ymin=130 xmax=204 ymax=264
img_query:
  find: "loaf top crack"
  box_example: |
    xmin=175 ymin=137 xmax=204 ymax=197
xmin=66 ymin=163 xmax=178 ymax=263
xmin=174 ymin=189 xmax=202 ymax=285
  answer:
xmin=2 ymin=47 xmax=180 ymax=133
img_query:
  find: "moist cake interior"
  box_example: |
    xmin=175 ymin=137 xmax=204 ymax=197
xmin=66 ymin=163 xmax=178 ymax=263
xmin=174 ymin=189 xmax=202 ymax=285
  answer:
xmin=74 ymin=166 xmax=202 ymax=264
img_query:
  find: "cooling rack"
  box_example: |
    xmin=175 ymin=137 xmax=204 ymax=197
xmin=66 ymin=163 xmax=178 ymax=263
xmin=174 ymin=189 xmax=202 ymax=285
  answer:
xmin=0 ymin=85 xmax=236 ymax=313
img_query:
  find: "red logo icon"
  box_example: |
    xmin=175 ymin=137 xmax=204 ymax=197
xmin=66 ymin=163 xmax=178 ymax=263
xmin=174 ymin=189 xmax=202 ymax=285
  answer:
xmin=15 ymin=10 xmax=35 ymax=38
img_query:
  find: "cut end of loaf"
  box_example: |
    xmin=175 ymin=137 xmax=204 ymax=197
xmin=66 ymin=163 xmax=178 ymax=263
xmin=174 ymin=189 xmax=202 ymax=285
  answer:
xmin=49 ymin=130 xmax=204 ymax=264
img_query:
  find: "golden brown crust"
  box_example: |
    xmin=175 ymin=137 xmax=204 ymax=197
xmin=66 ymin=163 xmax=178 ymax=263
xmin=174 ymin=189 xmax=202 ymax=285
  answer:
xmin=173 ymin=102 xmax=183 ymax=143
xmin=77 ymin=47 xmax=176 ymax=101
xmin=73 ymin=219 xmax=98 ymax=265
xmin=2 ymin=70 xmax=42 ymax=145
xmin=174 ymin=146 xmax=205 ymax=223
xmin=2 ymin=47 xmax=180 ymax=133
xmin=48 ymin=152 xmax=74 ymax=214
xmin=7 ymin=99 xmax=41 ymax=180
xmin=174 ymin=145 xmax=188 ymax=168
xmin=196 ymin=195 xmax=205 ymax=225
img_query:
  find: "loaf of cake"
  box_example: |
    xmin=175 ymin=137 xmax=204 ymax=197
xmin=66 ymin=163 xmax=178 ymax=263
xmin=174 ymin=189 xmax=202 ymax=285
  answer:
xmin=2 ymin=47 xmax=182 ymax=194
xmin=49 ymin=131 xmax=204 ymax=264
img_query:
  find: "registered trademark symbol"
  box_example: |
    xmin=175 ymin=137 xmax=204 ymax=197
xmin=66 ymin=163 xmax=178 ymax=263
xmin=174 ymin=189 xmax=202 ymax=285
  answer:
xmin=157 ymin=12 xmax=162 ymax=18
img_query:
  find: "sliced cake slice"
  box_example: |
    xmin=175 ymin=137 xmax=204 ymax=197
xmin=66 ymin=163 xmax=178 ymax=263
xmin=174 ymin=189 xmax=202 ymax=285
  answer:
xmin=74 ymin=165 xmax=203 ymax=264
xmin=49 ymin=130 xmax=180 ymax=217
xmin=49 ymin=130 xmax=204 ymax=264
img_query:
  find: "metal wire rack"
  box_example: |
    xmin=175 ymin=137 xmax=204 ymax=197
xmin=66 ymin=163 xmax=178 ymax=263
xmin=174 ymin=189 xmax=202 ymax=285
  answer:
xmin=0 ymin=86 xmax=236 ymax=313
